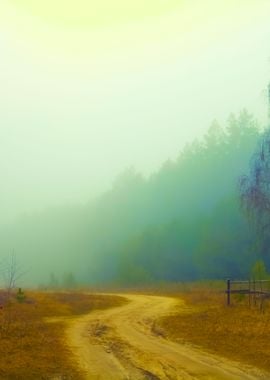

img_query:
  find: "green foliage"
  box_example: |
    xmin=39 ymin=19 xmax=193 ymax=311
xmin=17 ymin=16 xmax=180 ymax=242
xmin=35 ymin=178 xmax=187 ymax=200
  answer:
xmin=16 ymin=288 xmax=25 ymax=303
xmin=49 ymin=273 xmax=59 ymax=289
xmin=251 ymin=260 xmax=268 ymax=281
xmin=62 ymin=272 xmax=76 ymax=289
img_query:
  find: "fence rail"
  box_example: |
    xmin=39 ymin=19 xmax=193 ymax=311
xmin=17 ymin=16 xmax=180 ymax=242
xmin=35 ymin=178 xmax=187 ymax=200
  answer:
xmin=226 ymin=278 xmax=270 ymax=306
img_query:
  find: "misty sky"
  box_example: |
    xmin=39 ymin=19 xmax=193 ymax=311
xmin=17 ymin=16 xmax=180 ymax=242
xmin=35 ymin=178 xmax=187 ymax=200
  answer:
xmin=1 ymin=0 xmax=270 ymax=222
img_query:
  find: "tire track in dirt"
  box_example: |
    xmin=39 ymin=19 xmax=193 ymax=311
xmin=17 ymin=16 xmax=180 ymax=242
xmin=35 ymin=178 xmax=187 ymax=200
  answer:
xmin=65 ymin=294 xmax=270 ymax=380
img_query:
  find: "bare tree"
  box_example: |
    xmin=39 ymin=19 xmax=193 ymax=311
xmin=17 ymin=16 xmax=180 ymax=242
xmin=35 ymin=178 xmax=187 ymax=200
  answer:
xmin=1 ymin=252 xmax=25 ymax=299
xmin=0 ymin=253 xmax=25 ymax=336
xmin=240 ymin=128 xmax=270 ymax=258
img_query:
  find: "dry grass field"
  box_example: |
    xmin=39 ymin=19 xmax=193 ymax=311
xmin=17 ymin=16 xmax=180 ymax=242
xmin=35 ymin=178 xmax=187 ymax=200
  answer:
xmin=0 ymin=290 xmax=126 ymax=380
xmin=156 ymin=283 xmax=270 ymax=372
xmin=2 ymin=283 xmax=269 ymax=378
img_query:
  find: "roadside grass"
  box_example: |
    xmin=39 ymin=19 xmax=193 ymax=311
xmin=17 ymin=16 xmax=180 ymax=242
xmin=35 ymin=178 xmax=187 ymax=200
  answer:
xmin=105 ymin=280 xmax=225 ymax=296
xmin=0 ymin=291 xmax=126 ymax=380
xmin=157 ymin=285 xmax=270 ymax=372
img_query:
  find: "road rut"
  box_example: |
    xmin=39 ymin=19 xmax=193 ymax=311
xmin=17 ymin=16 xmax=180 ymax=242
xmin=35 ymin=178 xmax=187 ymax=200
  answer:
xmin=65 ymin=294 xmax=269 ymax=380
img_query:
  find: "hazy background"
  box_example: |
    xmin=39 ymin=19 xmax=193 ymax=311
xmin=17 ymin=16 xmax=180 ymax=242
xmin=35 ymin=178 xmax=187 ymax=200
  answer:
xmin=0 ymin=1 xmax=270 ymax=287
xmin=1 ymin=0 xmax=270 ymax=222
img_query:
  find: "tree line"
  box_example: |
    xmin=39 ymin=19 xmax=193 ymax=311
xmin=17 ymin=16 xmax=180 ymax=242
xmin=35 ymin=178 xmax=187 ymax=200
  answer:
xmin=0 ymin=110 xmax=267 ymax=285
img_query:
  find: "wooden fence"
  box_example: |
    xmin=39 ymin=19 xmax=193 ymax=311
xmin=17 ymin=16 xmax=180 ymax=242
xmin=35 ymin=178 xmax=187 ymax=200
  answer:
xmin=226 ymin=278 xmax=270 ymax=307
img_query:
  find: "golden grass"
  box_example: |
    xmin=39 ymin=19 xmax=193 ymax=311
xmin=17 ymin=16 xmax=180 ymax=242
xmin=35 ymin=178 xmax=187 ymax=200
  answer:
xmin=0 ymin=291 xmax=126 ymax=379
xmin=157 ymin=287 xmax=270 ymax=371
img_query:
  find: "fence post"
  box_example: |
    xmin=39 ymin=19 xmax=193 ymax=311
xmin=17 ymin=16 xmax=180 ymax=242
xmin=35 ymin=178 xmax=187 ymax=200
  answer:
xmin=248 ymin=279 xmax=251 ymax=307
xmin=227 ymin=278 xmax=231 ymax=306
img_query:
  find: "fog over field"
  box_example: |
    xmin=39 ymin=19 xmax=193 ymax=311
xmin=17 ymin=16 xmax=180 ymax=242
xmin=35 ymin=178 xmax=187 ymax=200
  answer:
xmin=0 ymin=1 xmax=270 ymax=286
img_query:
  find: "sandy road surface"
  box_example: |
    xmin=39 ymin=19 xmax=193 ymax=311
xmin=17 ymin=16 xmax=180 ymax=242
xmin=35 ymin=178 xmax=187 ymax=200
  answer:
xmin=65 ymin=294 xmax=269 ymax=380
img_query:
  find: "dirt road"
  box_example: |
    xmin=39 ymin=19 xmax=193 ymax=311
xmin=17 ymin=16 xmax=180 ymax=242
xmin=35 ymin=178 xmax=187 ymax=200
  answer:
xmin=65 ymin=294 xmax=269 ymax=380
